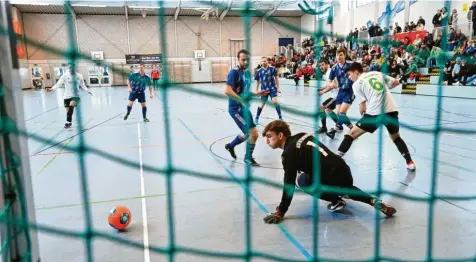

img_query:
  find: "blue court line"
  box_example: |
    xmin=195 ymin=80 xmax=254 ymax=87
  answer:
xmin=178 ymin=119 xmax=313 ymax=261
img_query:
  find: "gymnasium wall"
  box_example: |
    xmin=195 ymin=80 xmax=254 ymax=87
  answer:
xmin=22 ymin=14 xmax=301 ymax=60
xmin=331 ymin=0 xmax=471 ymax=37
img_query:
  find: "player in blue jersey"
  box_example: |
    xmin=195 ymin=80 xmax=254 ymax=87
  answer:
xmin=254 ymin=57 xmax=282 ymax=124
xmin=320 ymin=48 xmax=355 ymax=139
xmin=224 ymin=49 xmax=269 ymax=166
xmin=124 ymin=63 xmax=153 ymax=122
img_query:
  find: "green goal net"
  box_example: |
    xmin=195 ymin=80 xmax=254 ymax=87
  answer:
xmin=0 ymin=0 xmax=475 ymax=261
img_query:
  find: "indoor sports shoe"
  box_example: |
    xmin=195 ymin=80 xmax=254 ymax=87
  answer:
xmin=143 ymin=117 xmax=150 ymax=122
xmin=406 ymin=160 xmax=416 ymax=171
xmin=326 ymin=129 xmax=337 ymax=139
xmin=327 ymin=199 xmax=346 ymax=212
xmin=64 ymin=122 xmax=72 ymax=129
xmin=254 ymin=118 xmax=259 ymax=125
xmin=244 ymin=157 xmax=260 ymax=167
xmin=124 ymin=114 xmax=129 ymax=120
xmin=373 ymin=200 xmax=397 ymax=217
xmin=225 ymin=144 xmax=237 ymax=159
xmin=316 ymin=126 xmax=327 ymax=134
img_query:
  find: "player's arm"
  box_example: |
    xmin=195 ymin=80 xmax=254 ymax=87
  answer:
xmin=263 ymin=153 xmax=298 ymax=224
xmin=47 ymin=74 xmax=65 ymax=92
xmin=78 ymin=74 xmax=92 ymax=95
xmin=353 ymin=81 xmax=367 ymax=115
xmin=383 ymin=74 xmax=400 ymax=89
xmin=319 ymin=78 xmax=337 ymax=95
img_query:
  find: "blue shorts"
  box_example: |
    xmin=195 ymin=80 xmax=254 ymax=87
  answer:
xmin=260 ymin=90 xmax=278 ymax=102
xmin=129 ymin=92 xmax=146 ymax=103
xmin=335 ymin=90 xmax=354 ymax=105
xmin=229 ymin=105 xmax=256 ymax=133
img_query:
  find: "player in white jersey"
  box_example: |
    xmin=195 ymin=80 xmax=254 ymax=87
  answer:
xmin=316 ymin=59 xmax=339 ymax=133
xmin=47 ymin=64 xmax=92 ymax=129
xmin=336 ymin=62 xmax=416 ymax=171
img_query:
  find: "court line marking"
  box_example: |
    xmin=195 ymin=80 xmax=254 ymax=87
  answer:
xmin=178 ymin=119 xmax=314 ymax=260
xmin=443 ymin=133 xmax=476 ymax=141
xmin=138 ymin=123 xmax=151 ymax=262
xmin=36 ymin=119 xmax=93 ymax=175
xmin=32 ymin=113 xmax=122 ymax=155
xmin=31 ymin=139 xmax=228 ymax=157
xmin=35 ymin=185 xmax=241 ymax=211
xmin=25 ymin=106 xmax=59 ymax=122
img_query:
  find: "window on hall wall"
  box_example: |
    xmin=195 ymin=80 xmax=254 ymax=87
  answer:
xmin=356 ymin=0 xmax=375 ymax=8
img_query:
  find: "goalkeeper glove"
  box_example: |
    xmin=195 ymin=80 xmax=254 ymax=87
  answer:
xmin=263 ymin=207 xmax=283 ymax=224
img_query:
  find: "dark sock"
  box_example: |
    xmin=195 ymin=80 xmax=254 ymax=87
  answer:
xmin=245 ymin=143 xmax=256 ymax=159
xmin=320 ymin=111 xmax=327 ymax=127
xmin=67 ymin=106 xmax=74 ymax=122
xmin=127 ymin=106 xmax=132 ymax=115
xmin=229 ymin=135 xmax=246 ymax=148
xmin=347 ymin=186 xmax=373 ymax=205
xmin=338 ymin=134 xmax=354 ymax=153
xmin=338 ymin=113 xmax=352 ymax=127
xmin=393 ymin=137 xmax=412 ymax=162
xmin=142 ymin=107 xmax=147 ymax=118
xmin=329 ymin=111 xmax=338 ymax=123
xmin=256 ymin=106 xmax=263 ymax=119
xmin=275 ymin=104 xmax=282 ymax=118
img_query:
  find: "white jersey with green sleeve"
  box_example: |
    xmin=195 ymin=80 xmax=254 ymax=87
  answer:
xmin=352 ymin=71 xmax=398 ymax=115
xmin=51 ymin=71 xmax=89 ymax=99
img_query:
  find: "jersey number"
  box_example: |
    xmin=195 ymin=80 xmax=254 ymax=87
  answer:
xmin=306 ymin=141 xmax=328 ymax=156
xmin=368 ymin=77 xmax=384 ymax=92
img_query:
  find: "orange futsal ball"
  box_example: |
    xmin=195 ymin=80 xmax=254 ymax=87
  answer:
xmin=108 ymin=206 xmax=132 ymax=230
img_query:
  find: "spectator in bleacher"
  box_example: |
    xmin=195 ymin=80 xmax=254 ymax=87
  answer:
xmin=452 ymin=57 xmax=462 ymax=83
xmin=454 ymin=29 xmax=468 ymax=48
xmin=465 ymin=40 xmax=476 ymax=56
xmin=400 ymin=57 xmax=418 ymax=83
xmin=388 ymin=59 xmax=402 ymax=78
xmin=394 ymin=22 xmax=402 ymax=34
xmin=470 ymin=1 xmax=476 ymax=36
xmin=419 ymin=44 xmax=431 ymax=64
xmin=443 ymin=60 xmax=454 ymax=85
xmin=448 ymin=27 xmax=456 ymax=51
xmin=404 ymin=22 xmax=411 ymax=32
xmin=409 ymin=21 xmax=417 ymax=31
xmin=455 ymin=59 xmax=472 ymax=85
xmin=449 ymin=8 xmax=458 ymax=28
xmin=427 ymin=45 xmax=442 ymax=67
xmin=417 ymin=16 xmax=426 ymax=27
xmin=433 ymin=9 xmax=442 ymax=28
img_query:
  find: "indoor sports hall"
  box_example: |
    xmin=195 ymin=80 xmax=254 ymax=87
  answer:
xmin=1 ymin=0 xmax=475 ymax=261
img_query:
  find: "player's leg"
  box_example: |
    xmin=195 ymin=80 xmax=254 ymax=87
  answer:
xmin=336 ymin=114 xmax=376 ymax=156
xmin=325 ymin=101 xmax=344 ymax=139
xmin=270 ymin=93 xmax=282 ymax=120
xmin=337 ymin=164 xmax=397 ymax=217
xmin=326 ymin=95 xmax=353 ymax=139
xmin=317 ymin=98 xmax=337 ymax=133
xmin=63 ymin=98 xmax=73 ymax=128
xmin=225 ymin=107 xmax=251 ymax=161
xmin=139 ymin=93 xmax=149 ymax=122
xmin=295 ymin=172 xmax=346 ymax=212
xmin=243 ymin=108 xmax=260 ymax=166
xmin=385 ymin=112 xmax=416 ymax=170
xmin=124 ymin=93 xmax=136 ymax=120
xmin=255 ymin=95 xmax=267 ymax=124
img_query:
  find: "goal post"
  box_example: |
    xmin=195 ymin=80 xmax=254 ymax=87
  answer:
xmin=0 ymin=1 xmax=40 ymax=261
